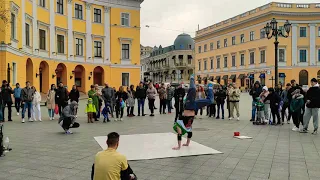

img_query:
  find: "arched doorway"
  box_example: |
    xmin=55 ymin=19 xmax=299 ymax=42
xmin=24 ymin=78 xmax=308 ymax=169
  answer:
xmin=74 ymin=65 xmax=86 ymax=92
xmin=299 ymin=70 xmax=308 ymax=85
xmin=56 ymin=63 xmax=67 ymax=86
xmin=26 ymin=58 xmax=33 ymax=85
xmin=317 ymin=70 xmax=320 ymax=83
xmin=93 ymin=66 xmax=104 ymax=86
xmin=39 ymin=61 xmax=49 ymax=93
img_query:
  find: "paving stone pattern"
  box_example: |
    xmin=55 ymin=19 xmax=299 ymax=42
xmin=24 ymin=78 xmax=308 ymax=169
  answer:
xmin=1 ymin=93 xmax=320 ymax=180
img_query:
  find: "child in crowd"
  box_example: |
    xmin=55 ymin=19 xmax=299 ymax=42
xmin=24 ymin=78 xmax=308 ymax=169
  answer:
xmin=260 ymin=86 xmax=270 ymax=123
xmin=254 ymin=97 xmax=266 ymax=125
xmin=264 ymin=88 xmax=282 ymax=125
xmin=86 ymin=98 xmax=96 ymax=123
xmin=290 ymin=89 xmax=305 ymax=131
xmin=101 ymin=102 xmax=112 ymax=123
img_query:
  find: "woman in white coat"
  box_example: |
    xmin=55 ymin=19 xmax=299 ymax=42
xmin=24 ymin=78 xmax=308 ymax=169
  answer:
xmin=32 ymin=86 xmax=42 ymax=122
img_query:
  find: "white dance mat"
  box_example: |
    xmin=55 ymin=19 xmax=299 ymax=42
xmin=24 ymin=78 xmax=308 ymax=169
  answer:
xmin=234 ymin=136 xmax=253 ymax=139
xmin=94 ymin=133 xmax=223 ymax=160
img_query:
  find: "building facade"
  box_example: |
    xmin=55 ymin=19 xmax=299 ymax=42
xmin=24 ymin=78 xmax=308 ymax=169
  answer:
xmin=195 ymin=2 xmax=320 ymax=89
xmin=140 ymin=44 xmax=152 ymax=81
xmin=0 ymin=0 xmax=143 ymax=93
xmin=143 ymin=33 xmax=195 ymax=84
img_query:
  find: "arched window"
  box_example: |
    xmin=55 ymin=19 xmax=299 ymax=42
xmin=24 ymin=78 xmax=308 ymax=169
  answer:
xmin=299 ymin=70 xmax=308 ymax=85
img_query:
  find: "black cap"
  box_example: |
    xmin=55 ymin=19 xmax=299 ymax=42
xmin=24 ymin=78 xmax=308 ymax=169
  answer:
xmin=311 ymin=78 xmax=318 ymax=83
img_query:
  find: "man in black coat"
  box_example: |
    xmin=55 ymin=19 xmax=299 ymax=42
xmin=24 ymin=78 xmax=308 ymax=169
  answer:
xmin=174 ymin=84 xmax=186 ymax=121
xmin=55 ymin=82 xmax=68 ymax=116
xmin=135 ymin=82 xmax=147 ymax=116
xmin=249 ymin=81 xmax=262 ymax=121
xmin=1 ymin=80 xmax=13 ymax=121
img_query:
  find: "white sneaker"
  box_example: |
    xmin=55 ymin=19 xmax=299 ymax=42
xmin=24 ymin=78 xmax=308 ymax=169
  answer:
xmin=229 ymin=117 xmax=233 ymax=120
xmin=115 ymin=118 xmax=118 ymax=121
xmin=49 ymin=117 xmax=52 ymax=120
xmin=52 ymin=117 xmax=55 ymax=120
xmin=28 ymin=118 xmax=33 ymax=122
xmin=39 ymin=119 xmax=42 ymax=122
xmin=17 ymin=112 xmax=19 ymax=116
xmin=120 ymin=118 xmax=123 ymax=121
xmin=22 ymin=119 xmax=25 ymax=123
xmin=292 ymin=126 xmax=299 ymax=131
xmin=237 ymin=117 xmax=240 ymax=121
xmin=34 ymin=119 xmax=37 ymax=122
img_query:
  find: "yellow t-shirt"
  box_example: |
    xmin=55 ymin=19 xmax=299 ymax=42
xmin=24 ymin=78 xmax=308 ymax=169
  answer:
xmin=94 ymin=148 xmax=128 ymax=180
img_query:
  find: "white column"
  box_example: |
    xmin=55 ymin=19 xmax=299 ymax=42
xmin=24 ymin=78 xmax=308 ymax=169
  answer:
xmin=67 ymin=0 xmax=74 ymax=60
xmin=291 ymin=24 xmax=298 ymax=66
xmin=21 ymin=0 xmax=25 ymax=48
xmin=86 ymin=2 xmax=92 ymax=60
xmin=104 ymin=6 xmax=111 ymax=63
xmin=309 ymin=24 xmax=316 ymax=66
xmin=32 ymin=0 xmax=38 ymax=51
xmin=49 ymin=0 xmax=56 ymax=57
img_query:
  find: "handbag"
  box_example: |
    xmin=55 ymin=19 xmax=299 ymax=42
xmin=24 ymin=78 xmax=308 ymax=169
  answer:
xmin=54 ymin=104 xmax=59 ymax=115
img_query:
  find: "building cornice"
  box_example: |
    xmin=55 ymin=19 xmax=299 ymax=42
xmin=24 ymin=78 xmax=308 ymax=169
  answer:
xmin=83 ymin=0 xmax=143 ymax=10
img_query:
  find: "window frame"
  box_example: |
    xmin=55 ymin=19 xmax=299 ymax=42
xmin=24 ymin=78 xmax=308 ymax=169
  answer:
xmin=232 ymin=55 xmax=236 ymax=67
xmin=204 ymin=44 xmax=207 ymax=52
xmin=204 ymin=60 xmax=207 ymax=70
xmin=94 ymin=8 xmax=102 ymax=23
xmin=121 ymin=13 xmax=130 ymax=26
xmin=57 ymin=34 xmax=64 ymax=54
xmin=25 ymin=23 xmax=30 ymax=46
xmin=217 ymin=57 xmax=220 ymax=69
xmin=122 ymin=73 xmax=130 ymax=87
xmin=318 ymin=26 xmax=320 ymax=37
xmin=224 ymin=38 xmax=227 ymax=47
xmin=240 ymin=54 xmax=245 ymax=66
xmin=232 ymin=36 xmax=235 ymax=45
xmin=260 ymin=28 xmax=266 ymax=39
xmin=217 ymin=41 xmax=220 ymax=49
xmin=198 ymin=46 xmax=201 ymax=53
xmin=57 ymin=0 xmax=64 ymax=14
xmin=39 ymin=0 xmax=46 ymax=8
xmin=210 ymin=43 xmax=213 ymax=51
xmin=75 ymin=4 xmax=83 ymax=20
xmin=250 ymin=31 xmax=254 ymax=41
xmin=122 ymin=44 xmax=130 ymax=60
xmin=260 ymin=50 xmax=266 ymax=63
xmin=94 ymin=41 xmax=102 ymax=57
xmin=300 ymin=27 xmax=307 ymax=37
xmin=299 ymin=49 xmax=307 ymax=62
xmin=249 ymin=52 xmax=255 ymax=64
xmin=318 ymin=49 xmax=320 ymax=62
xmin=198 ymin=60 xmax=201 ymax=71
xmin=279 ymin=48 xmax=286 ymax=62
xmin=39 ymin=29 xmax=46 ymax=50
xmin=240 ymin=34 xmax=244 ymax=43
xmin=11 ymin=13 xmax=15 ymax=39
xmin=75 ymin=38 xmax=83 ymax=56
xmin=224 ymin=56 xmax=228 ymax=68
xmin=210 ymin=58 xmax=213 ymax=69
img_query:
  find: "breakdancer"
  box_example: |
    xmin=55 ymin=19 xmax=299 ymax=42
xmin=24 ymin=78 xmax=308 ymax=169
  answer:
xmin=173 ymin=75 xmax=213 ymax=150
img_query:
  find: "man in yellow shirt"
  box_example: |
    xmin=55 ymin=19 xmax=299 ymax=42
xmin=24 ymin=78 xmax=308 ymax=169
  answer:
xmin=93 ymin=132 xmax=135 ymax=180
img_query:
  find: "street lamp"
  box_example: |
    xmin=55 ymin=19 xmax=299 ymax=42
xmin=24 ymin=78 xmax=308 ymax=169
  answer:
xmin=264 ymin=18 xmax=291 ymax=87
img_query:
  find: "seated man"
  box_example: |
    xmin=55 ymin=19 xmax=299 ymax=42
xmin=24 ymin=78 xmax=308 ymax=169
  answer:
xmin=93 ymin=132 xmax=136 ymax=180
xmin=173 ymin=75 xmax=213 ymax=150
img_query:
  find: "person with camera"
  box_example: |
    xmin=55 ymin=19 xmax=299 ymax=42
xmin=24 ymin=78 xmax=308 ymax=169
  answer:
xmin=1 ymin=80 xmax=13 ymax=122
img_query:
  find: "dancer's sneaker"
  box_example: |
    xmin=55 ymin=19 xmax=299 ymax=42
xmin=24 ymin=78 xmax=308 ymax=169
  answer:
xmin=292 ymin=126 xmax=299 ymax=132
xmin=66 ymin=130 xmax=73 ymax=134
xmin=237 ymin=117 xmax=240 ymax=121
xmin=22 ymin=118 xmax=25 ymax=123
xmin=17 ymin=112 xmax=19 ymax=116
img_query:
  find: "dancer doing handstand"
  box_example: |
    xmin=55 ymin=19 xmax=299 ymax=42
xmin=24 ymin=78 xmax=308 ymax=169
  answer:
xmin=173 ymin=75 xmax=213 ymax=150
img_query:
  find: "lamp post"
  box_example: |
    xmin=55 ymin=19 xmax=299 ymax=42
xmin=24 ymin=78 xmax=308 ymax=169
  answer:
xmin=264 ymin=18 xmax=291 ymax=87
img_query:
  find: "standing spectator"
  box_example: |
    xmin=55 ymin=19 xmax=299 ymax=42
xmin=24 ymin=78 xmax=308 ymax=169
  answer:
xmin=228 ymin=83 xmax=241 ymax=120
xmin=195 ymin=86 xmax=205 ymax=117
xmin=88 ymin=85 xmax=99 ymax=121
xmin=147 ymin=83 xmax=157 ymax=117
xmin=95 ymin=84 xmax=103 ymax=119
xmin=174 ymin=84 xmax=185 ymax=121
xmin=1 ymin=80 xmax=13 ymax=121
xmin=249 ymin=81 xmax=262 ymax=121
xmin=126 ymin=86 xmax=135 ymax=117
xmin=158 ymin=84 xmax=167 ymax=114
xmin=226 ymin=85 xmax=231 ymax=119
xmin=0 ymin=88 xmax=3 ymax=122
xmin=13 ymin=83 xmax=22 ymax=116
xmin=21 ymin=81 xmax=34 ymax=123
xmin=215 ymin=85 xmax=227 ymax=119
xmin=69 ymin=85 xmax=80 ymax=103
xmin=102 ymin=84 xmax=115 ymax=118
xmin=47 ymin=84 xmax=56 ymax=120
xmin=301 ymin=78 xmax=320 ymax=134
xmin=281 ymin=83 xmax=292 ymax=124
xmin=55 ymin=82 xmax=68 ymax=116
xmin=166 ymin=84 xmax=174 ymax=114
xmin=136 ymin=82 xmax=147 ymax=116
xmin=264 ymin=88 xmax=282 ymax=125
xmin=290 ymin=89 xmax=305 ymax=131
xmin=31 ymin=87 xmax=42 ymax=122
xmin=115 ymin=86 xmax=128 ymax=121
xmin=260 ymin=86 xmax=270 ymax=123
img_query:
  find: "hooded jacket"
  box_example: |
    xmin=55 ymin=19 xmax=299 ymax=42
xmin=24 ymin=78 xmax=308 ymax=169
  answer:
xmin=101 ymin=86 xmax=115 ymax=102
xmin=249 ymin=81 xmax=262 ymax=101
xmin=59 ymin=101 xmax=78 ymax=123
xmin=290 ymin=92 xmax=304 ymax=113
xmin=135 ymin=86 xmax=147 ymax=99
xmin=306 ymin=83 xmax=320 ymax=108
xmin=264 ymin=92 xmax=281 ymax=109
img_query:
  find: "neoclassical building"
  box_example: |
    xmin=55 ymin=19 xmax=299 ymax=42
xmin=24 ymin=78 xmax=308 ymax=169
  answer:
xmin=142 ymin=33 xmax=195 ymax=83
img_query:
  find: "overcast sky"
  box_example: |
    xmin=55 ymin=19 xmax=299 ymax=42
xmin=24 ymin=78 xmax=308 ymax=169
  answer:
xmin=140 ymin=0 xmax=319 ymax=47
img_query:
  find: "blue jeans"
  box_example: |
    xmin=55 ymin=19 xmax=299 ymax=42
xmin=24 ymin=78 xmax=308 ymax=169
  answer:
xmin=0 ymin=104 xmax=3 ymax=122
xmin=217 ymin=102 xmax=225 ymax=118
xmin=252 ymin=101 xmax=256 ymax=120
xmin=22 ymin=102 xmax=32 ymax=119
xmin=48 ymin=109 xmax=54 ymax=118
xmin=167 ymin=99 xmax=172 ymax=113
xmin=138 ymin=99 xmax=145 ymax=115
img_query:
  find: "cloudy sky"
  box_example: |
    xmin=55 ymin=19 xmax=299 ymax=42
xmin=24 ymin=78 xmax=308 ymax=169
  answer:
xmin=140 ymin=0 xmax=319 ymax=47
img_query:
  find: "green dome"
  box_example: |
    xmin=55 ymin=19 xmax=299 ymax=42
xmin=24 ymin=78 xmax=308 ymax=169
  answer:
xmin=174 ymin=33 xmax=194 ymax=50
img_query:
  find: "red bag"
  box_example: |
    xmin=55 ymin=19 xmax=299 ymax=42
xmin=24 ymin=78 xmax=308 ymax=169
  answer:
xmin=54 ymin=104 xmax=59 ymax=115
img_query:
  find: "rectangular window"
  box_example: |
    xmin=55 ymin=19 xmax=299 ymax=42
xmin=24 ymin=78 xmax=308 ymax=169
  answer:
xmin=318 ymin=49 xmax=320 ymax=62
xmin=250 ymin=31 xmax=254 ymax=41
xmin=299 ymin=49 xmax=307 ymax=62
xmin=240 ymin=54 xmax=244 ymax=66
xmin=240 ymin=34 xmax=244 ymax=43
xmin=57 ymin=0 xmax=63 ymax=14
xmin=94 ymin=8 xmax=101 ymax=23
xmin=300 ymin=27 xmax=307 ymax=37
xmin=198 ymin=61 xmax=201 ymax=71
xmin=39 ymin=29 xmax=46 ymax=50
xmin=224 ymin=57 xmax=228 ymax=68
xmin=232 ymin=36 xmax=235 ymax=45
xmin=217 ymin=41 xmax=220 ymax=49
xmin=318 ymin=27 xmax=320 ymax=37
xmin=75 ymin=4 xmax=83 ymax=19
xmin=250 ymin=52 xmax=255 ymax=64
xmin=217 ymin=58 xmax=220 ymax=69
xmin=198 ymin=46 xmax=201 ymax=53
xmin=232 ymin=55 xmax=236 ymax=67
xmin=260 ymin=28 xmax=265 ymax=39
xmin=94 ymin=41 xmax=102 ymax=57
xmin=122 ymin=73 xmax=129 ymax=86
xmin=204 ymin=60 xmax=207 ymax=70
xmin=57 ymin=35 xmax=64 ymax=53
xmin=210 ymin=59 xmax=213 ymax=69
xmin=39 ymin=0 xmax=45 ymax=8
xmin=75 ymin=38 xmax=83 ymax=56
xmin=122 ymin=44 xmax=130 ymax=59
xmin=204 ymin=44 xmax=207 ymax=52
xmin=210 ymin=43 xmax=213 ymax=50
xmin=12 ymin=62 xmax=17 ymax=85
xmin=224 ymin=38 xmax=227 ymax=47
xmin=25 ymin=23 xmax=30 ymax=46
xmin=11 ymin=13 xmax=15 ymax=39
xmin=121 ymin=13 xmax=130 ymax=26
xmin=279 ymin=49 xmax=285 ymax=62
xmin=260 ymin=50 xmax=266 ymax=63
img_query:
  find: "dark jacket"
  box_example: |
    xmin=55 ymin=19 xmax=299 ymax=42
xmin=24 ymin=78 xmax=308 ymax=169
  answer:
xmin=21 ymin=87 xmax=34 ymax=102
xmin=264 ymin=92 xmax=281 ymax=109
xmin=174 ymin=87 xmax=185 ymax=102
xmin=55 ymin=87 xmax=68 ymax=104
xmin=1 ymin=85 xmax=13 ymax=102
xmin=306 ymin=85 xmax=320 ymax=108
xmin=135 ymin=86 xmax=146 ymax=99
xmin=287 ymin=85 xmax=303 ymax=103
xmin=115 ymin=91 xmax=128 ymax=103
xmin=249 ymin=82 xmax=262 ymax=102
xmin=215 ymin=89 xmax=227 ymax=104
xmin=101 ymin=87 xmax=115 ymax=102
xmin=68 ymin=89 xmax=80 ymax=102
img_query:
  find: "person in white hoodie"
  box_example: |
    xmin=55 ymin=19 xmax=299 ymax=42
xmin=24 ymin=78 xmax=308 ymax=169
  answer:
xmin=31 ymin=86 xmax=42 ymax=122
xmin=260 ymin=86 xmax=270 ymax=123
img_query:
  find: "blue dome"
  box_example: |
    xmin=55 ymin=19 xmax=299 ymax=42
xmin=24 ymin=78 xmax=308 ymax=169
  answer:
xmin=174 ymin=33 xmax=194 ymax=50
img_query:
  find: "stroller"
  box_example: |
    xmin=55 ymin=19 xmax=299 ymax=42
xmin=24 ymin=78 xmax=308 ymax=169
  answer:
xmin=253 ymin=97 xmax=267 ymax=125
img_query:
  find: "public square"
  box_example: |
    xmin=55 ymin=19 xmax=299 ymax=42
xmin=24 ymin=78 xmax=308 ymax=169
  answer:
xmin=0 ymin=93 xmax=320 ymax=180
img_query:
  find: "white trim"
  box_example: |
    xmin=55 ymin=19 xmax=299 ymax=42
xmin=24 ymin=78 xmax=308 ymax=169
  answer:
xmin=37 ymin=20 xmax=50 ymax=27
xmin=86 ymin=3 xmax=93 ymax=59
xmin=91 ymin=34 xmax=106 ymax=39
xmin=73 ymin=31 xmax=86 ymax=37
xmin=121 ymin=12 xmax=130 ymax=27
xmin=12 ymin=62 xmax=17 ymax=85
xmin=21 ymin=0 xmax=26 ymax=48
xmin=86 ymin=0 xmax=142 ymax=10
xmin=121 ymin=72 xmax=130 ymax=86
xmin=55 ymin=26 xmax=68 ymax=32
xmin=32 ymin=0 xmax=38 ymax=52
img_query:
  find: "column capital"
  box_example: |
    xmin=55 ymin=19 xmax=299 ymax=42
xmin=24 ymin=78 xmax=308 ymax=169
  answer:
xmin=85 ymin=2 xmax=92 ymax=10
xmin=67 ymin=0 xmax=73 ymax=4
xmin=104 ymin=6 xmax=111 ymax=13
xmin=308 ymin=23 xmax=317 ymax=27
xmin=292 ymin=24 xmax=299 ymax=27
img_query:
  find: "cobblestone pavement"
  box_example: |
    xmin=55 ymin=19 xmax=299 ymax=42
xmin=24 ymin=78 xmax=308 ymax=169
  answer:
xmin=1 ymin=93 xmax=320 ymax=180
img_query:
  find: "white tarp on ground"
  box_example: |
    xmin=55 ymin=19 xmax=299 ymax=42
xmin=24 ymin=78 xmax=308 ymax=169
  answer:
xmin=94 ymin=132 xmax=223 ymax=161
xmin=234 ymin=136 xmax=253 ymax=139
